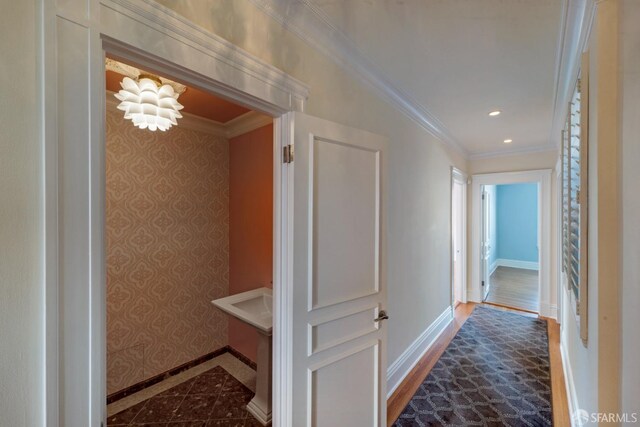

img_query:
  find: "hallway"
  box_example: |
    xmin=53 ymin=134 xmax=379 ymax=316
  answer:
xmin=388 ymin=304 xmax=568 ymax=426
xmin=4 ymin=1 xmax=638 ymax=425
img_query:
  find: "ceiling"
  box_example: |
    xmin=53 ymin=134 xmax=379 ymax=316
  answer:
xmin=270 ymin=0 xmax=564 ymax=157
xmin=106 ymin=70 xmax=251 ymax=123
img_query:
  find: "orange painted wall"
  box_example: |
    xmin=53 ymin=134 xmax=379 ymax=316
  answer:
xmin=229 ymin=124 xmax=273 ymax=362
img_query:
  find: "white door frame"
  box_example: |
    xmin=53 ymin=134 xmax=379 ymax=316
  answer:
xmin=480 ymin=186 xmax=492 ymax=300
xmin=555 ymin=158 xmax=563 ymax=325
xmin=42 ymin=1 xmax=309 ymax=426
xmin=470 ymin=170 xmax=553 ymax=316
xmin=450 ymin=167 xmax=467 ymax=305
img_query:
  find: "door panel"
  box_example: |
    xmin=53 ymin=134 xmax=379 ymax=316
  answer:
xmin=310 ymin=342 xmax=379 ymax=427
xmin=291 ymin=113 xmax=387 ymax=426
xmin=310 ymin=137 xmax=380 ymax=310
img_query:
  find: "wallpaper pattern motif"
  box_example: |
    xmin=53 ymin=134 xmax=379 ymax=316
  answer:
xmin=106 ymin=107 xmax=229 ymax=395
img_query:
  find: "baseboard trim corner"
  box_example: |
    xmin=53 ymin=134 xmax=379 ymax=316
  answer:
xmin=386 ymin=306 xmax=453 ymax=398
xmin=489 ymin=261 xmax=498 ymax=276
xmin=559 ymin=339 xmax=579 ymax=426
xmin=539 ymin=302 xmax=558 ymax=320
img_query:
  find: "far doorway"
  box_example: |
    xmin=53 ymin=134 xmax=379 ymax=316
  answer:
xmin=451 ymin=168 xmax=467 ymax=307
xmin=480 ymin=182 xmax=540 ymax=313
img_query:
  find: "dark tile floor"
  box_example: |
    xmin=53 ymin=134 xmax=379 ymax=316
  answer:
xmin=107 ymin=366 xmax=261 ymax=427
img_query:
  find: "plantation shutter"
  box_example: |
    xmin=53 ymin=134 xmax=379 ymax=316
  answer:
xmin=561 ymin=58 xmax=588 ymax=337
xmin=568 ymin=84 xmax=581 ymax=301
xmin=562 ymin=55 xmax=589 ymax=343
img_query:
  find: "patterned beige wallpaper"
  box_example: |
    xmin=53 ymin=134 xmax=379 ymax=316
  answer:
xmin=105 ymin=106 xmax=229 ymax=395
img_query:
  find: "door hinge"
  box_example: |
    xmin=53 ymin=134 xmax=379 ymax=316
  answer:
xmin=482 ymin=193 xmax=485 ymax=200
xmin=283 ymin=145 xmax=294 ymax=164
xmin=481 ymin=280 xmax=485 ymax=287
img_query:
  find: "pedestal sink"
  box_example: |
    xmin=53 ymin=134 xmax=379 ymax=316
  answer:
xmin=212 ymin=288 xmax=272 ymax=426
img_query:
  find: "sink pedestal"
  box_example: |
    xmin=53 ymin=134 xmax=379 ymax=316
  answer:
xmin=246 ymin=331 xmax=272 ymax=426
xmin=210 ymin=288 xmax=273 ymax=425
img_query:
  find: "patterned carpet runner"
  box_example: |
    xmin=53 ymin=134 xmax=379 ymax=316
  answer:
xmin=394 ymin=306 xmax=552 ymax=426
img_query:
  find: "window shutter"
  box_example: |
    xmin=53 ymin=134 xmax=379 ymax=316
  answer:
xmin=561 ymin=51 xmax=589 ymax=344
xmin=568 ymin=84 xmax=581 ymax=302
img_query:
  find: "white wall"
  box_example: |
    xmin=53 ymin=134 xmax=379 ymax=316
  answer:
xmin=621 ymin=0 xmax=640 ymax=414
xmin=0 ymin=0 xmax=468 ymax=421
xmin=560 ymin=14 xmax=601 ymax=418
xmin=152 ymin=0 xmax=468 ymax=369
xmin=0 ymin=1 xmax=45 ymax=426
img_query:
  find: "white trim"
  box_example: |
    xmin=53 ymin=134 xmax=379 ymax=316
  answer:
xmin=43 ymin=1 xmax=304 ymax=425
xmin=247 ymin=0 xmax=468 ymax=158
xmin=555 ymin=157 xmax=563 ymax=325
xmin=101 ymin=0 xmax=309 ymax=115
xmin=274 ymin=113 xmax=293 ymax=427
xmin=386 ymin=307 xmax=453 ymax=398
xmin=494 ymin=258 xmax=539 ymax=271
xmin=560 ymin=336 xmax=580 ymax=426
xmin=470 ymin=170 xmax=552 ymax=319
xmin=489 ymin=260 xmax=498 ymax=276
xmin=539 ymin=302 xmax=559 ymax=320
xmin=451 ymin=167 xmax=468 ymax=304
xmin=451 ymin=167 xmax=468 ymax=183
xmin=227 ymin=111 xmax=274 ymax=139
xmin=549 ymin=0 xmax=596 ymax=148
xmin=108 ymin=0 xmax=309 ymax=105
xmin=106 ymin=92 xmax=272 ymax=138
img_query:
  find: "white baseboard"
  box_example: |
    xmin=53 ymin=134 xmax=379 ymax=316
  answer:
xmin=560 ymin=337 xmax=580 ymax=426
xmin=495 ymin=258 xmax=539 ymax=270
xmin=386 ymin=306 xmax=453 ymax=398
xmin=539 ymin=302 xmax=558 ymax=319
xmin=489 ymin=260 xmax=498 ymax=275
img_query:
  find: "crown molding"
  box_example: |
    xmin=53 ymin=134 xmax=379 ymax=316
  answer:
xmin=106 ymin=91 xmax=272 ymax=138
xmin=451 ymin=167 xmax=468 ymax=182
xmin=104 ymin=0 xmax=310 ymax=112
xmin=226 ymin=111 xmax=273 ymax=138
xmin=247 ymin=0 xmax=468 ymax=158
xmin=469 ymin=144 xmax=559 ymax=161
xmin=549 ymin=0 xmax=596 ymax=147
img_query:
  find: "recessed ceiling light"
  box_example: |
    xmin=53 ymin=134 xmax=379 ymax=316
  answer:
xmin=488 ymin=110 xmax=501 ymax=116
xmin=503 ymin=139 xmax=513 ymax=144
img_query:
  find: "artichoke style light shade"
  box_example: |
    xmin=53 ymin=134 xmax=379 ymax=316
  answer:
xmin=114 ymin=75 xmax=184 ymax=131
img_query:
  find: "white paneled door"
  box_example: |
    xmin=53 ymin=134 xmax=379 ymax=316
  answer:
xmin=290 ymin=113 xmax=388 ymax=426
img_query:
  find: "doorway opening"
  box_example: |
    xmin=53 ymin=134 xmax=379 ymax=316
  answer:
xmin=103 ymin=56 xmax=276 ymax=426
xmin=471 ymin=170 xmax=552 ymax=317
xmin=451 ymin=168 xmax=467 ymax=307
xmin=480 ymin=183 xmax=540 ymax=313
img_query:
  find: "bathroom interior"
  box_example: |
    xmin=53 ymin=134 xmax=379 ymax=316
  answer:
xmin=104 ymin=57 xmax=274 ymax=426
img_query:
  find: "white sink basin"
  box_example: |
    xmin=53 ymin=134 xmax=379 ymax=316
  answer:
xmin=212 ymin=288 xmax=272 ymax=335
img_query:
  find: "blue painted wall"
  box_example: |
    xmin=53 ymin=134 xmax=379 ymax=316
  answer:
xmin=496 ymin=183 xmax=539 ymax=262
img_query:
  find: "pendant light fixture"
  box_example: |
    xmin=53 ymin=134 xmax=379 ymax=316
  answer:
xmin=114 ymin=74 xmax=184 ymax=131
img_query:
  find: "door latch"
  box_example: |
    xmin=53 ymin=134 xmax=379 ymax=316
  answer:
xmin=375 ymin=310 xmax=389 ymax=322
